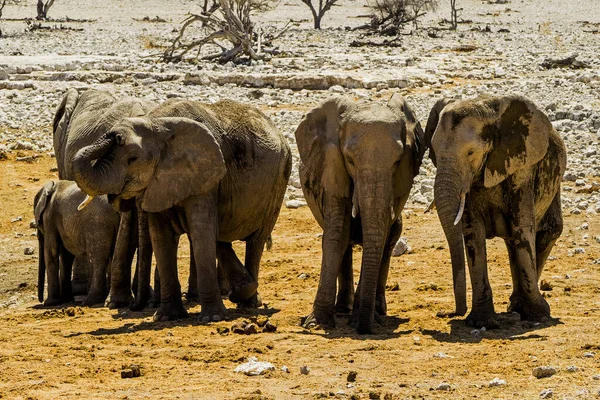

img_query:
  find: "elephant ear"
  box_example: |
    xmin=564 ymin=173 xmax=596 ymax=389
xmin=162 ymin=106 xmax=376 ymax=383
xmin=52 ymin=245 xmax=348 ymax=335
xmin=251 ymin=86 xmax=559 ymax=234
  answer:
xmin=483 ymin=97 xmax=551 ymax=188
xmin=387 ymin=94 xmax=424 ymax=176
xmin=294 ymin=96 xmax=352 ymax=199
xmin=53 ymin=88 xmax=79 ymax=178
xmin=34 ymin=181 xmax=56 ymax=228
xmin=424 ymin=98 xmax=454 ymax=166
xmin=141 ymin=117 xmax=226 ymax=213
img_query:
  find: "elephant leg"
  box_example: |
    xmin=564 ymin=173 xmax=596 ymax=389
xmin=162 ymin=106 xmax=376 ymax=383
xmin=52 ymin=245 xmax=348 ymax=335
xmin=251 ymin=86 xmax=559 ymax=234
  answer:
xmin=71 ymin=257 xmax=89 ymax=296
xmin=130 ymin=207 xmax=154 ymax=311
xmin=216 ymin=260 xmax=230 ymax=297
xmin=335 ymin=245 xmax=354 ymax=315
xmin=148 ymin=266 xmax=160 ymax=308
xmin=303 ymin=196 xmax=352 ymax=329
xmin=510 ymin=188 xmax=550 ymax=322
xmin=218 ymin=241 xmax=258 ymax=306
xmin=185 ymin=237 xmax=199 ymax=301
xmin=376 ymin=220 xmax=402 ymax=316
xmin=505 ymin=239 xmax=523 ymax=314
xmin=535 ymin=193 xmax=563 ymax=278
xmin=150 ymin=212 xmax=187 ymax=322
xmin=107 ymin=210 xmax=136 ymax=309
xmin=59 ymin=248 xmax=75 ymax=304
xmin=83 ymin=253 xmax=109 ymax=307
xmin=463 ymin=217 xmax=496 ymax=328
xmin=185 ymin=195 xmax=227 ymax=322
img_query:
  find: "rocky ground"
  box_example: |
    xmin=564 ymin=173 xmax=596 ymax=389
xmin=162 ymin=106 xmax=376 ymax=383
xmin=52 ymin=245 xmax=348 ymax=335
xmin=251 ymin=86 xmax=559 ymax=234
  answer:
xmin=1 ymin=0 xmax=600 ymax=398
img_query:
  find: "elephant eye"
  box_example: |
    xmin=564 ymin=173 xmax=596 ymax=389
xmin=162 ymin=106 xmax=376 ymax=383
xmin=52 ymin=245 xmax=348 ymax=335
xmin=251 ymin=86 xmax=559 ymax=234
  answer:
xmin=467 ymin=149 xmax=475 ymax=156
xmin=127 ymin=156 xmax=138 ymax=165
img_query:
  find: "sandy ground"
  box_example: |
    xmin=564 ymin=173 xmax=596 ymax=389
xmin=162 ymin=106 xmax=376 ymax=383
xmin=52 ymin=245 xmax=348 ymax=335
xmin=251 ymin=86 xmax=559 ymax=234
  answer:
xmin=1 ymin=155 xmax=599 ymax=399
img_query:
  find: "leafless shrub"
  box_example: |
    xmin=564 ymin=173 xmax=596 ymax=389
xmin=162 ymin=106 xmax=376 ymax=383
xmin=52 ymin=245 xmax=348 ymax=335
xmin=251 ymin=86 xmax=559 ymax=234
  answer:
xmin=163 ymin=0 xmax=278 ymax=64
xmin=367 ymin=0 xmax=438 ymax=35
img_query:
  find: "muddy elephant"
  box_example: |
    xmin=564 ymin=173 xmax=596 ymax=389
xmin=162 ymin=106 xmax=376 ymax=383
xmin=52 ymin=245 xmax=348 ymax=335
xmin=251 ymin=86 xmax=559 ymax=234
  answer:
xmin=34 ymin=181 xmax=119 ymax=306
xmin=72 ymin=99 xmax=292 ymax=322
xmin=426 ymin=95 xmax=566 ymax=327
xmin=53 ymin=88 xmax=159 ymax=309
xmin=296 ymin=94 xmax=425 ymax=334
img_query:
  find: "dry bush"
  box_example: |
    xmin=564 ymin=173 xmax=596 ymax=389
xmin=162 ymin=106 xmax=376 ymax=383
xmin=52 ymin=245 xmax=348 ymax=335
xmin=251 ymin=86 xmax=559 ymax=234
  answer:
xmin=163 ymin=0 xmax=277 ymax=64
xmin=368 ymin=0 xmax=438 ymax=35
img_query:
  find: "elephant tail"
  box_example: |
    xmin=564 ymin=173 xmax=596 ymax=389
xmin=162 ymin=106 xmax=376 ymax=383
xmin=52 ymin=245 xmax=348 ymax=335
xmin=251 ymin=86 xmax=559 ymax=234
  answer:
xmin=266 ymin=235 xmax=273 ymax=251
xmin=37 ymin=232 xmax=45 ymax=303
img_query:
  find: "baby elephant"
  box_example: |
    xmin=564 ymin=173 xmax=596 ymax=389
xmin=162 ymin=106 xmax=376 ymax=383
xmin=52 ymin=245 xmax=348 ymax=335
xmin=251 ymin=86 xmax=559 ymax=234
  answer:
xmin=34 ymin=181 xmax=119 ymax=306
xmin=426 ymin=95 xmax=566 ymax=327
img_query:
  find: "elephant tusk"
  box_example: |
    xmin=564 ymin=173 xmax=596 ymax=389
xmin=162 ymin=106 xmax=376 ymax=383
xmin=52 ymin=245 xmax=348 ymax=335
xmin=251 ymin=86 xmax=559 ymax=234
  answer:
xmin=77 ymin=194 xmax=95 ymax=211
xmin=453 ymin=192 xmax=466 ymax=226
xmin=425 ymin=199 xmax=435 ymax=213
xmin=390 ymin=206 xmax=396 ymax=221
xmin=352 ymin=204 xmax=358 ymax=218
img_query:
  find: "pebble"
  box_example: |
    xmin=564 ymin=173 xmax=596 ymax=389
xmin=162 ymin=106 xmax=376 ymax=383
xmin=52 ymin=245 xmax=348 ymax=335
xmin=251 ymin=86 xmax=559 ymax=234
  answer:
xmin=120 ymin=364 xmax=141 ymax=379
xmin=392 ymin=237 xmax=410 ymax=257
xmin=436 ymin=383 xmax=451 ymax=391
xmin=565 ymin=365 xmax=579 ymax=372
xmin=234 ymin=357 xmax=275 ymax=376
xmin=285 ymin=199 xmax=307 ymax=209
xmin=24 ymin=247 xmax=34 ymax=255
xmin=533 ymin=366 xmax=558 ymax=379
xmin=300 ymin=365 xmax=310 ymax=375
xmin=540 ymin=388 xmax=553 ymax=398
xmin=488 ymin=377 xmax=506 ymax=387
xmin=347 ymin=370 xmax=357 ymax=382
xmin=583 ymin=352 xmax=595 ymax=358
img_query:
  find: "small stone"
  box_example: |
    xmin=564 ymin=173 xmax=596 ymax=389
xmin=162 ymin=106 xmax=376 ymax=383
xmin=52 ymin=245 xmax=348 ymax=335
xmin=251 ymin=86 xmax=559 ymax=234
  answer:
xmin=436 ymin=383 xmax=451 ymax=391
xmin=347 ymin=370 xmax=358 ymax=382
xmin=300 ymin=365 xmax=310 ymax=375
xmin=232 ymin=321 xmax=247 ymax=334
xmin=24 ymin=247 xmax=34 ymax=255
xmin=533 ymin=366 xmax=557 ymax=379
xmin=281 ymin=365 xmax=289 ymax=373
xmin=285 ymin=199 xmax=307 ymax=209
xmin=583 ymin=352 xmax=595 ymax=358
xmin=244 ymin=323 xmax=258 ymax=335
xmin=540 ymin=280 xmax=553 ymax=291
xmin=392 ymin=237 xmax=411 ymax=257
xmin=566 ymin=365 xmax=579 ymax=372
xmin=540 ymin=388 xmax=553 ymax=398
xmin=581 ymin=222 xmax=589 ymax=230
xmin=488 ymin=377 xmax=506 ymax=387
xmin=29 ymin=219 xmax=37 ymax=229
xmin=574 ymin=248 xmax=585 ymax=254
xmin=262 ymin=321 xmax=277 ymax=333
xmin=216 ymin=326 xmax=230 ymax=335
xmin=234 ymin=357 xmax=275 ymax=376
xmin=433 ymin=352 xmax=454 ymax=359
xmin=592 ymin=374 xmax=600 ymax=380
xmin=368 ymin=392 xmax=381 ymax=400
xmin=11 ymin=216 xmax=22 ymax=223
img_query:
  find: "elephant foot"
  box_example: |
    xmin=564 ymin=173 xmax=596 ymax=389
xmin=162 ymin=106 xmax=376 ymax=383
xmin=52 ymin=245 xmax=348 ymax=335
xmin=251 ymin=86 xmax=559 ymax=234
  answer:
xmin=466 ymin=307 xmax=498 ymax=329
xmin=199 ymin=301 xmax=228 ymax=323
xmin=82 ymin=290 xmax=107 ymax=307
xmin=518 ymin=297 xmax=551 ymax=322
xmin=303 ymin=305 xmax=335 ymax=329
xmin=152 ymin=302 xmax=189 ymax=322
xmin=147 ymin=294 xmax=161 ymax=309
xmin=228 ymin=278 xmax=258 ymax=304
xmin=71 ymin=280 xmax=88 ymax=297
xmin=105 ymin=290 xmax=133 ymax=309
xmin=129 ymin=298 xmax=148 ymax=311
xmin=236 ymin=293 xmax=262 ymax=309
xmin=335 ymin=302 xmax=352 ymax=315
xmin=44 ymin=297 xmax=63 ymax=307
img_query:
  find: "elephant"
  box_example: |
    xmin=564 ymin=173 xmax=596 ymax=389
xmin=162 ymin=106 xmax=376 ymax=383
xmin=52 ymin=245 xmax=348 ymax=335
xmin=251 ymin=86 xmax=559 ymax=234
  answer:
xmin=296 ymin=94 xmax=425 ymax=334
xmin=71 ymin=98 xmax=292 ymax=322
xmin=53 ymin=88 xmax=158 ymax=309
xmin=425 ymin=95 xmax=566 ymax=327
xmin=34 ymin=181 xmax=119 ymax=306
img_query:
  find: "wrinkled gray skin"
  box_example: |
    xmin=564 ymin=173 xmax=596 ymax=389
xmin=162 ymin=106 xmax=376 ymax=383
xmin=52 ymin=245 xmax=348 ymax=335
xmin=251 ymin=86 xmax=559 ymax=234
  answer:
xmin=34 ymin=181 xmax=119 ymax=306
xmin=426 ymin=95 xmax=566 ymax=327
xmin=53 ymin=88 xmax=158 ymax=310
xmin=72 ymin=99 xmax=292 ymax=322
xmin=296 ymin=94 xmax=424 ymax=334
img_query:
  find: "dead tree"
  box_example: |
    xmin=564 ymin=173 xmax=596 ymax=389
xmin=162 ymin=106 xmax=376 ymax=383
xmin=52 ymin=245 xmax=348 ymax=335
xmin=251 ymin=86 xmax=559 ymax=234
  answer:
xmin=163 ymin=0 xmax=274 ymax=63
xmin=407 ymin=0 xmax=438 ymax=29
xmin=449 ymin=0 xmax=460 ymax=29
xmin=366 ymin=0 xmax=437 ymax=35
xmin=36 ymin=0 xmax=55 ymax=20
xmin=299 ymin=0 xmax=338 ymax=29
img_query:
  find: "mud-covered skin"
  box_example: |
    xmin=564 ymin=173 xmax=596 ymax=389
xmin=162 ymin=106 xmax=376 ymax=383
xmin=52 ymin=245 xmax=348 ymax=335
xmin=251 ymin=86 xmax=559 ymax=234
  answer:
xmin=296 ymin=95 xmax=424 ymax=334
xmin=429 ymin=95 xmax=566 ymax=327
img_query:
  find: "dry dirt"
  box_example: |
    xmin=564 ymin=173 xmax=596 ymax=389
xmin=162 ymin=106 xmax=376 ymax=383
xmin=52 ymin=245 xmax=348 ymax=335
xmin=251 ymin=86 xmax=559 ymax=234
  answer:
xmin=1 ymin=154 xmax=599 ymax=399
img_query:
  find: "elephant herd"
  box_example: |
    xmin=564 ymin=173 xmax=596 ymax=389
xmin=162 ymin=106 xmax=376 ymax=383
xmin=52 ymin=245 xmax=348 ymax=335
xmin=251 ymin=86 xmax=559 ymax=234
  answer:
xmin=33 ymin=88 xmax=566 ymax=334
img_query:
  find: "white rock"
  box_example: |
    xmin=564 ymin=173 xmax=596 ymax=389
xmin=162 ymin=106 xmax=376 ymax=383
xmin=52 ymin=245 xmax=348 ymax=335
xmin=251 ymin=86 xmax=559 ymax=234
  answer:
xmin=540 ymin=388 xmax=553 ymax=398
xmin=285 ymin=200 xmax=307 ymax=209
xmin=565 ymin=365 xmax=579 ymax=372
xmin=234 ymin=357 xmax=275 ymax=376
xmin=392 ymin=237 xmax=411 ymax=257
xmin=488 ymin=377 xmax=506 ymax=387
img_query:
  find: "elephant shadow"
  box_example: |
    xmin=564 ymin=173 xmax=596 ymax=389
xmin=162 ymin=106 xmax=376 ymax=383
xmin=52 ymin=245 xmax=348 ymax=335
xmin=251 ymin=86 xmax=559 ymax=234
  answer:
xmin=300 ymin=315 xmax=412 ymax=340
xmin=421 ymin=312 xmax=563 ymax=344
xmin=65 ymin=305 xmax=282 ymax=337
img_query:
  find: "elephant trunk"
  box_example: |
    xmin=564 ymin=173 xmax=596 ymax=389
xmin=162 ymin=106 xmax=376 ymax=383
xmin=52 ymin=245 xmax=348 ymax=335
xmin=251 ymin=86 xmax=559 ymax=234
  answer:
xmin=72 ymin=132 xmax=123 ymax=196
xmin=434 ymin=169 xmax=468 ymax=316
xmin=37 ymin=233 xmax=45 ymax=303
xmin=356 ymin=173 xmax=391 ymax=334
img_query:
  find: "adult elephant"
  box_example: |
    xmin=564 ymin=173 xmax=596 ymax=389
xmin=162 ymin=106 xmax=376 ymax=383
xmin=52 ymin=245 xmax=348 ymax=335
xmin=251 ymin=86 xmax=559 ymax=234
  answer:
xmin=72 ymin=99 xmax=292 ymax=321
xmin=53 ymin=88 xmax=156 ymax=308
xmin=297 ymin=94 xmax=424 ymax=334
xmin=425 ymin=95 xmax=566 ymax=327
